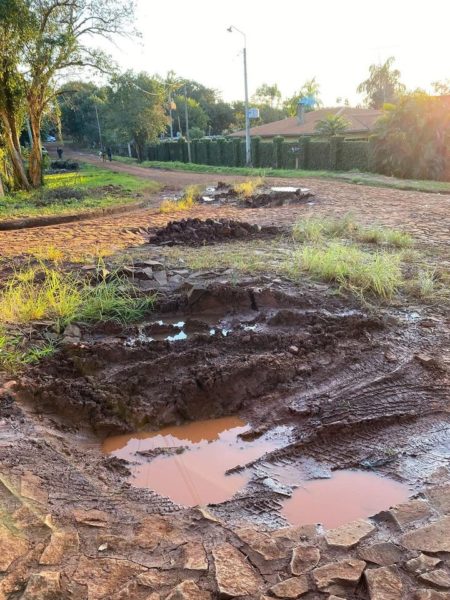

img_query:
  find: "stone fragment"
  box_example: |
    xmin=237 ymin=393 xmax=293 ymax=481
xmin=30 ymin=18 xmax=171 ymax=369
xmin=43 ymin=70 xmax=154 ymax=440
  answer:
xmin=73 ymin=556 xmax=146 ymax=600
xmin=405 ymin=554 xmax=441 ymax=574
xmin=325 ymin=519 xmax=375 ymax=548
xmin=236 ymin=527 xmax=286 ymax=561
xmin=73 ymin=508 xmax=109 ymax=527
xmin=358 ymin=542 xmax=403 ymax=566
xmin=389 ymin=499 xmax=432 ymax=529
xmin=426 ymin=484 xmax=450 ymax=514
xmin=419 ymin=569 xmax=450 ymax=588
xmin=365 ymin=566 xmax=404 ymax=600
xmin=415 ymin=591 xmax=450 ymax=599
xmin=133 ymin=515 xmax=180 ymax=550
xmin=401 ymin=517 xmax=450 ymax=552
xmin=212 ymin=542 xmax=262 ymax=598
xmin=22 ymin=571 xmax=61 ymax=600
xmin=165 ymin=580 xmax=211 ymax=600
xmin=290 ymin=546 xmax=320 ymax=575
xmin=20 ymin=472 xmax=48 ymax=505
xmin=187 ymin=285 xmax=207 ymax=306
xmin=153 ymin=270 xmax=168 ymax=285
xmin=182 ymin=542 xmax=208 ymax=570
xmin=39 ymin=530 xmax=79 ymax=565
xmin=272 ymin=524 xmax=319 ymax=543
xmin=0 ymin=525 xmax=29 ymax=572
xmin=313 ymin=559 xmax=366 ymax=593
xmin=270 ymin=575 xmax=310 ymax=598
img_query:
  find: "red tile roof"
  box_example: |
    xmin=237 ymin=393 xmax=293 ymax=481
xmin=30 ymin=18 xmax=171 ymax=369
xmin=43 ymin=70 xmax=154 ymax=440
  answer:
xmin=229 ymin=106 xmax=382 ymax=138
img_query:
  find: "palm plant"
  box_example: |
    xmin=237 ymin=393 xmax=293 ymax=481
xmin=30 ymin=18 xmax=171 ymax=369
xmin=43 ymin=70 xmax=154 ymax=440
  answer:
xmin=314 ymin=114 xmax=350 ymax=137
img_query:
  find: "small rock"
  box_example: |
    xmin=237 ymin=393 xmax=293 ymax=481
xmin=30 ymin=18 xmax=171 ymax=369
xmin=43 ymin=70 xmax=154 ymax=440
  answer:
xmin=165 ymin=580 xmax=211 ymax=600
xmin=358 ymin=542 xmax=403 ymax=566
xmin=182 ymin=542 xmax=208 ymax=570
xmin=72 ymin=508 xmax=109 ymax=527
xmin=289 ymin=345 xmax=299 ymax=355
xmin=236 ymin=528 xmax=286 ymax=561
xmin=212 ymin=542 xmax=262 ymax=598
xmin=426 ymin=483 xmax=450 ymax=514
xmin=153 ymin=270 xmax=168 ymax=285
xmin=401 ymin=516 xmax=450 ymax=552
xmin=325 ymin=519 xmax=375 ymax=548
xmin=415 ymin=591 xmax=450 ymax=599
xmin=290 ymin=546 xmax=320 ymax=575
xmin=270 ymin=576 xmax=310 ymax=598
xmin=20 ymin=472 xmax=48 ymax=505
xmin=313 ymin=559 xmax=366 ymax=593
xmin=98 ymin=543 xmax=108 ymax=552
xmin=0 ymin=525 xmax=29 ymax=572
xmin=22 ymin=571 xmax=61 ymax=600
xmin=365 ymin=566 xmax=404 ymax=600
xmin=405 ymin=553 xmax=441 ymax=574
xmin=419 ymin=569 xmax=450 ymax=588
xmin=389 ymin=499 xmax=432 ymax=530
xmin=39 ymin=530 xmax=79 ymax=565
xmin=63 ymin=323 xmax=81 ymax=339
xmin=187 ymin=285 xmax=207 ymax=306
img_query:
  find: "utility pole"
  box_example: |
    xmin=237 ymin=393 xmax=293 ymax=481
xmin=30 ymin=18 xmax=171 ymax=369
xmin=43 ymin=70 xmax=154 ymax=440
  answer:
xmin=184 ymin=84 xmax=192 ymax=163
xmin=228 ymin=25 xmax=251 ymax=166
xmin=168 ymin=91 xmax=174 ymax=139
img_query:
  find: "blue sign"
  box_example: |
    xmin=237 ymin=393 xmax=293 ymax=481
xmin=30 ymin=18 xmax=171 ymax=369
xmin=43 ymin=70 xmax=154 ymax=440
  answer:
xmin=299 ymin=96 xmax=316 ymax=107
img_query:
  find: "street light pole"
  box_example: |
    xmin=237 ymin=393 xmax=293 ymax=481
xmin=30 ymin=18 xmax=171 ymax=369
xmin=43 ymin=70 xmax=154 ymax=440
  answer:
xmin=227 ymin=25 xmax=251 ymax=166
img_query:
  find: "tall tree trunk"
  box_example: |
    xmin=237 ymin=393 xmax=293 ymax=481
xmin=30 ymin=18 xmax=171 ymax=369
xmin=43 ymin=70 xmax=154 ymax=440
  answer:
xmin=0 ymin=110 xmax=31 ymax=191
xmin=0 ymin=174 xmax=4 ymax=197
xmin=28 ymin=109 xmax=43 ymax=188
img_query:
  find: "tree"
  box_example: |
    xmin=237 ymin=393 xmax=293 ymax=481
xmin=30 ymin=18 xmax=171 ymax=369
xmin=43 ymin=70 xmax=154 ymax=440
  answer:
xmin=283 ymin=78 xmax=322 ymax=116
xmin=314 ymin=114 xmax=350 ymax=137
xmin=252 ymin=83 xmax=282 ymax=108
xmin=105 ymin=72 xmax=167 ymax=161
xmin=59 ymin=82 xmax=106 ymax=146
xmin=0 ymin=0 xmax=35 ymax=190
xmin=357 ymin=57 xmax=406 ymax=109
xmin=372 ymin=92 xmax=450 ymax=180
xmin=172 ymin=96 xmax=208 ymax=137
xmin=432 ymin=80 xmax=450 ymax=95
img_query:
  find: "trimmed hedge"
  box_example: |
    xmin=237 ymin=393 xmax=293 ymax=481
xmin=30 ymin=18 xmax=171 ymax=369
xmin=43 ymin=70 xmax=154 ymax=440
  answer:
xmin=135 ymin=136 xmax=374 ymax=172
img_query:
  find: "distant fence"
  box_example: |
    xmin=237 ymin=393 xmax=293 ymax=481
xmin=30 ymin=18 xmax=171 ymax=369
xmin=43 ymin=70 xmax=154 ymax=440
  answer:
xmin=114 ymin=135 xmax=379 ymax=172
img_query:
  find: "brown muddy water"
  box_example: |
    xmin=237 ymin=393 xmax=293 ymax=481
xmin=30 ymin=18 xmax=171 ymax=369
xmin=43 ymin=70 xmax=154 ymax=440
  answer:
xmin=103 ymin=417 xmax=410 ymax=523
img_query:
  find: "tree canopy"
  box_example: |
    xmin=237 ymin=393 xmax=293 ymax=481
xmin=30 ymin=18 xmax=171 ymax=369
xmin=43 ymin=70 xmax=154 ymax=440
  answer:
xmin=357 ymin=57 xmax=406 ymax=109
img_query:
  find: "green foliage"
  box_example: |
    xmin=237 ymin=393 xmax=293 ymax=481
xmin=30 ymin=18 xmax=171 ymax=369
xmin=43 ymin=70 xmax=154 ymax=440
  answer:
xmin=298 ymin=243 xmax=402 ymax=298
xmin=372 ymin=93 xmax=450 ymax=180
xmin=315 ymin=114 xmax=350 ymax=137
xmin=283 ymin=78 xmax=322 ymax=116
xmin=340 ymin=140 xmax=369 ymax=171
xmin=357 ymin=57 xmax=406 ymax=109
xmin=252 ymin=83 xmax=282 ymax=108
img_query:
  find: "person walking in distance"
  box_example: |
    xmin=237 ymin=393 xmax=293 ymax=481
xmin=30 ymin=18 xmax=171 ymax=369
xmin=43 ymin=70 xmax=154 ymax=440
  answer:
xmin=57 ymin=146 xmax=63 ymax=159
xmin=106 ymin=147 xmax=112 ymax=162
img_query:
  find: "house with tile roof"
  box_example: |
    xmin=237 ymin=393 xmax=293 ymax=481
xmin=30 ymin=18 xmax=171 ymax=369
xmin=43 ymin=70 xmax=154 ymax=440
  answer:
xmin=229 ymin=105 xmax=382 ymax=140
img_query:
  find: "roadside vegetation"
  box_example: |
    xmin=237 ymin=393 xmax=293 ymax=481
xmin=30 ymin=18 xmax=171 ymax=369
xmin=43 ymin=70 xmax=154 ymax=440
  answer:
xmin=113 ymin=159 xmax=450 ymax=195
xmin=159 ymin=184 xmax=202 ymax=213
xmin=0 ymin=264 xmax=155 ymax=371
xmin=233 ymin=178 xmax=264 ymax=198
xmin=0 ymin=165 xmax=159 ymax=221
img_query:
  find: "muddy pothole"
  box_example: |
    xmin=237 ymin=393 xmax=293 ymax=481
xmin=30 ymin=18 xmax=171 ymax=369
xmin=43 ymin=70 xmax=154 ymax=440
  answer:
xmin=16 ymin=281 xmax=450 ymax=528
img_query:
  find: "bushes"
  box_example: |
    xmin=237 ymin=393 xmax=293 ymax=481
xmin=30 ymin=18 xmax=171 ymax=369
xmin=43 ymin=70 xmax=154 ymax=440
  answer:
xmin=340 ymin=140 xmax=369 ymax=171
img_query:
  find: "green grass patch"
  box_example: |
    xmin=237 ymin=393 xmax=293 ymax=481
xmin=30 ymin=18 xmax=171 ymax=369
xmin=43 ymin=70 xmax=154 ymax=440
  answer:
xmin=114 ymin=158 xmax=450 ymax=194
xmin=159 ymin=184 xmax=202 ymax=213
xmin=297 ymin=243 xmax=402 ymax=298
xmin=293 ymin=215 xmax=413 ymax=248
xmin=0 ymin=164 xmax=160 ymax=220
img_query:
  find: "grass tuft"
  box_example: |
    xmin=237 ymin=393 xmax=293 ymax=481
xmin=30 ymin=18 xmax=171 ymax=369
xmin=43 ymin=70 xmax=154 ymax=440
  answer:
xmin=233 ymin=178 xmax=264 ymax=198
xmin=297 ymin=243 xmax=402 ymax=298
xmin=159 ymin=184 xmax=202 ymax=213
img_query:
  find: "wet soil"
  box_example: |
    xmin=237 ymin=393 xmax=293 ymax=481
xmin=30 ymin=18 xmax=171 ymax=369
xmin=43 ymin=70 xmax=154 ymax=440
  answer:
xmin=200 ymin=182 xmax=315 ymax=209
xmin=148 ymin=217 xmax=281 ymax=246
xmin=16 ymin=280 xmax=450 ymax=529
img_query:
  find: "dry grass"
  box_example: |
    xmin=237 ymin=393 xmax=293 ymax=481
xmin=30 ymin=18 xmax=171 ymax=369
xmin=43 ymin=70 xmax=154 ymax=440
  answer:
xmin=233 ymin=178 xmax=264 ymax=198
xmin=159 ymin=184 xmax=202 ymax=213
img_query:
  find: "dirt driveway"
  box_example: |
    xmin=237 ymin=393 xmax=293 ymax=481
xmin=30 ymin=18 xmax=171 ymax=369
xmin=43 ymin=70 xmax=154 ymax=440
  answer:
xmin=1 ymin=148 xmax=449 ymax=260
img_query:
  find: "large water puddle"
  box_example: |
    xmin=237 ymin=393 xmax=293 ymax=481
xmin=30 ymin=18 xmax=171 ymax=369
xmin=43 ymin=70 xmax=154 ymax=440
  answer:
xmin=103 ymin=418 xmax=410 ymax=523
xmin=103 ymin=417 xmax=284 ymax=505
xmin=281 ymin=470 xmax=409 ymax=528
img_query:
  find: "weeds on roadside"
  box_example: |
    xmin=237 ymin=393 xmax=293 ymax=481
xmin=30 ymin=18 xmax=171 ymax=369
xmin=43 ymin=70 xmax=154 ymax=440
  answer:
xmin=292 ymin=215 xmax=412 ymax=248
xmin=297 ymin=243 xmax=403 ymax=299
xmin=159 ymin=184 xmax=202 ymax=213
xmin=233 ymin=178 xmax=264 ymax=198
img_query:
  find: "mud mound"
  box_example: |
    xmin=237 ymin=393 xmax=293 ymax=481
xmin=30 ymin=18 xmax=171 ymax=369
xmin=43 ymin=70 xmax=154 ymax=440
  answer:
xmin=201 ymin=183 xmax=314 ymax=208
xmin=149 ymin=218 xmax=280 ymax=246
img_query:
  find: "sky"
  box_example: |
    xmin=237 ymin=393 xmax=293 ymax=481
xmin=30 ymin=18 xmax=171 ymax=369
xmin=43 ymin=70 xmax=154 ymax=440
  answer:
xmin=101 ymin=0 xmax=450 ymax=106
